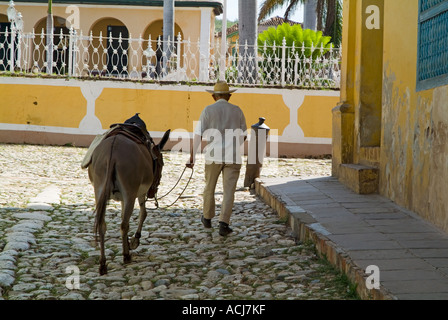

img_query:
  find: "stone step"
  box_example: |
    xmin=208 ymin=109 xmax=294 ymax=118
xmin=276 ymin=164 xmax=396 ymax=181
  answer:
xmin=338 ymin=163 xmax=379 ymax=194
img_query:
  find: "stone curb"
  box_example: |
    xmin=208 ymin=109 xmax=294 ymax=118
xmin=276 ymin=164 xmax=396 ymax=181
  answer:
xmin=254 ymin=178 xmax=397 ymax=300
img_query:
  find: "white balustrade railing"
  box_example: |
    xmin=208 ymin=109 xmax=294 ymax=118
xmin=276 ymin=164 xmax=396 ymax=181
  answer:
xmin=0 ymin=28 xmax=341 ymax=89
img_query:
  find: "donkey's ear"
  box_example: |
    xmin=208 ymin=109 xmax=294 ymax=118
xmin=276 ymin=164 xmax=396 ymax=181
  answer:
xmin=158 ymin=129 xmax=171 ymax=151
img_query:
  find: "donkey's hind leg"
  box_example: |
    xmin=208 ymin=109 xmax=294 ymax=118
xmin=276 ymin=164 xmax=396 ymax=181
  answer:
xmin=99 ymin=222 xmax=108 ymax=275
xmin=121 ymin=198 xmax=135 ymax=264
xmin=130 ymin=195 xmax=147 ymax=250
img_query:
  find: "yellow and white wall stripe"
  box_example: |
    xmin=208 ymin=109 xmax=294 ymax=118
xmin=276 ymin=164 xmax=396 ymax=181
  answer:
xmin=0 ymin=77 xmax=339 ymax=157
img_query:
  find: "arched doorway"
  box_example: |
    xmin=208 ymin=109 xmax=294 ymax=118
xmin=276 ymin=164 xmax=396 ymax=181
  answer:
xmin=142 ymin=20 xmax=183 ymax=78
xmin=34 ymin=16 xmax=70 ymax=74
xmin=0 ymin=14 xmax=12 ymax=71
xmin=89 ymin=18 xmax=129 ymax=77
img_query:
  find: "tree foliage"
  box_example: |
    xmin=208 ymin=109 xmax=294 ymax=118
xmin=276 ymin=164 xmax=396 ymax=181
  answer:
xmin=258 ymin=0 xmax=343 ymax=47
xmin=317 ymin=0 xmax=343 ymax=47
xmin=258 ymin=0 xmax=304 ymax=22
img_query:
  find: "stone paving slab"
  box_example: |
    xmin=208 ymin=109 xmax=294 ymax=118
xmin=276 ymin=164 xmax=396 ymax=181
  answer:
xmin=379 ymin=269 xmax=443 ymax=281
xmin=255 ymin=176 xmax=448 ymax=300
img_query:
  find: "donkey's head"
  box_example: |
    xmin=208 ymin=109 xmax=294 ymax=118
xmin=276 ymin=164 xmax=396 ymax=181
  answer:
xmin=147 ymin=129 xmax=171 ymax=199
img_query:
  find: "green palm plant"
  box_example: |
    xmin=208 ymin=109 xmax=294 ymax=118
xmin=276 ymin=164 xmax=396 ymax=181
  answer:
xmin=258 ymin=22 xmax=333 ymax=59
xmin=257 ymin=22 xmax=334 ymax=85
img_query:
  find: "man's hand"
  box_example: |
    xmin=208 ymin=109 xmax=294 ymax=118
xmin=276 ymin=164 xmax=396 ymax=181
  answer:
xmin=187 ymin=133 xmax=201 ymax=169
xmin=186 ymin=154 xmax=194 ymax=169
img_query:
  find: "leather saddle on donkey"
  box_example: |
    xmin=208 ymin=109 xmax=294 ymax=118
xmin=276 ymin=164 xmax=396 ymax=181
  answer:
xmin=81 ymin=113 xmax=155 ymax=168
xmin=81 ymin=114 xmax=160 ymax=199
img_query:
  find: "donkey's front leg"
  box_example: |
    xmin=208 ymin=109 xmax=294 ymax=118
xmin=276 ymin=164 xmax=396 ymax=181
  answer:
xmin=130 ymin=195 xmax=147 ymax=250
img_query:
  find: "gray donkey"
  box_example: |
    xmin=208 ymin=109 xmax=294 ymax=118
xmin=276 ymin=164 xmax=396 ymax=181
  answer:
xmin=86 ymin=115 xmax=170 ymax=275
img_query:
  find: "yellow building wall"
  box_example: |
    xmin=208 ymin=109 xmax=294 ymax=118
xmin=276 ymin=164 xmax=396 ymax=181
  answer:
xmin=381 ymin=0 xmax=420 ymax=211
xmin=0 ymin=4 xmax=203 ymax=40
xmin=0 ymin=78 xmax=337 ymax=157
xmin=229 ymin=93 xmax=291 ymax=137
xmin=334 ymin=0 xmax=448 ymax=231
xmin=0 ymin=4 xmax=205 ymax=75
xmin=96 ymin=88 xmax=206 ymax=132
xmin=83 ymin=87 xmax=297 ymax=137
xmin=0 ymin=83 xmax=86 ymax=127
xmin=298 ymin=95 xmax=336 ymax=138
xmin=381 ymin=0 xmax=448 ymax=231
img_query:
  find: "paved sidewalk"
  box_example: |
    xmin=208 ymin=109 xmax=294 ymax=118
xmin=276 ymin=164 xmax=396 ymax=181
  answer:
xmin=255 ymin=176 xmax=448 ymax=300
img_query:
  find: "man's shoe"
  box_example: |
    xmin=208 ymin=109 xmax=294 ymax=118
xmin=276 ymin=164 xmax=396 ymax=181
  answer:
xmin=219 ymin=222 xmax=233 ymax=236
xmin=201 ymin=215 xmax=212 ymax=228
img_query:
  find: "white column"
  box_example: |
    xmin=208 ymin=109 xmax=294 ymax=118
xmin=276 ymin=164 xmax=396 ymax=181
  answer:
xmin=303 ymin=0 xmax=318 ymax=30
xmin=219 ymin=0 xmax=227 ymax=81
xmin=199 ymin=8 xmax=212 ymax=82
xmin=79 ymin=82 xmax=104 ymax=134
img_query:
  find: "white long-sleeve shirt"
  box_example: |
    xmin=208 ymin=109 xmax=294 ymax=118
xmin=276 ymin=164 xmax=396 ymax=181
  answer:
xmin=194 ymin=99 xmax=247 ymax=164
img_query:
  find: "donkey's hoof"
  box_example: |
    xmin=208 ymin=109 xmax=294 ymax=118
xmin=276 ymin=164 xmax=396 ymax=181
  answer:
xmin=130 ymin=237 xmax=140 ymax=250
xmin=99 ymin=264 xmax=108 ymax=275
xmin=123 ymin=254 xmax=132 ymax=264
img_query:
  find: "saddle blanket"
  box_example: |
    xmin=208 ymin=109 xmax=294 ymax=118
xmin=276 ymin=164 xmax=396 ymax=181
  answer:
xmin=81 ymin=125 xmax=155 ymax=169
xmin=81 ymin=128 xmax=114 ymax=169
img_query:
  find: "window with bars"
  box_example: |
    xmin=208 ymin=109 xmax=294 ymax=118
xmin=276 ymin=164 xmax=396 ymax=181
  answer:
xmin=417 ymin=0 xmax=448 ymax=91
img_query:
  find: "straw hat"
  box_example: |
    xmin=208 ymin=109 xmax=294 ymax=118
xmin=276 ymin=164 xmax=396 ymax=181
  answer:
xmin=206 ymin=81 xmax=237 ymax=94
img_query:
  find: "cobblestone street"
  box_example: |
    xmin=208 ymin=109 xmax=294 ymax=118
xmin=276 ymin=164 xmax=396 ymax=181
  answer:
xmin=0 ymin=143 xmax=357 ymax=300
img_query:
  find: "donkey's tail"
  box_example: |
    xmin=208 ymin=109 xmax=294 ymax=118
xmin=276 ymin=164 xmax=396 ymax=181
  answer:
xmin=93 ymin=139 xmax=116 ymax=243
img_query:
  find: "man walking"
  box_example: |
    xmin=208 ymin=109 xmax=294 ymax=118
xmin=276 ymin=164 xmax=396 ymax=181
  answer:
xmin=187 ymin=81 xmax=247 ymax=236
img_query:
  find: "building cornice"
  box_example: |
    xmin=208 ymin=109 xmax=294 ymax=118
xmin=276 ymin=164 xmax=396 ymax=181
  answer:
xmin=1 ymin=0 xmax=223 ymax=14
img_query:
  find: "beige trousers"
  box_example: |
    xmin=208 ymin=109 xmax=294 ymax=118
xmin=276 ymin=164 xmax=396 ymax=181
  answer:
xmin=203 ymin=163 xmax=242 ymax=224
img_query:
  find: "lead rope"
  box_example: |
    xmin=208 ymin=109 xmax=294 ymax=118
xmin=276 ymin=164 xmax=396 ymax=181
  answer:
xmin=147 ymin=166 xmax=194 ymax=210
